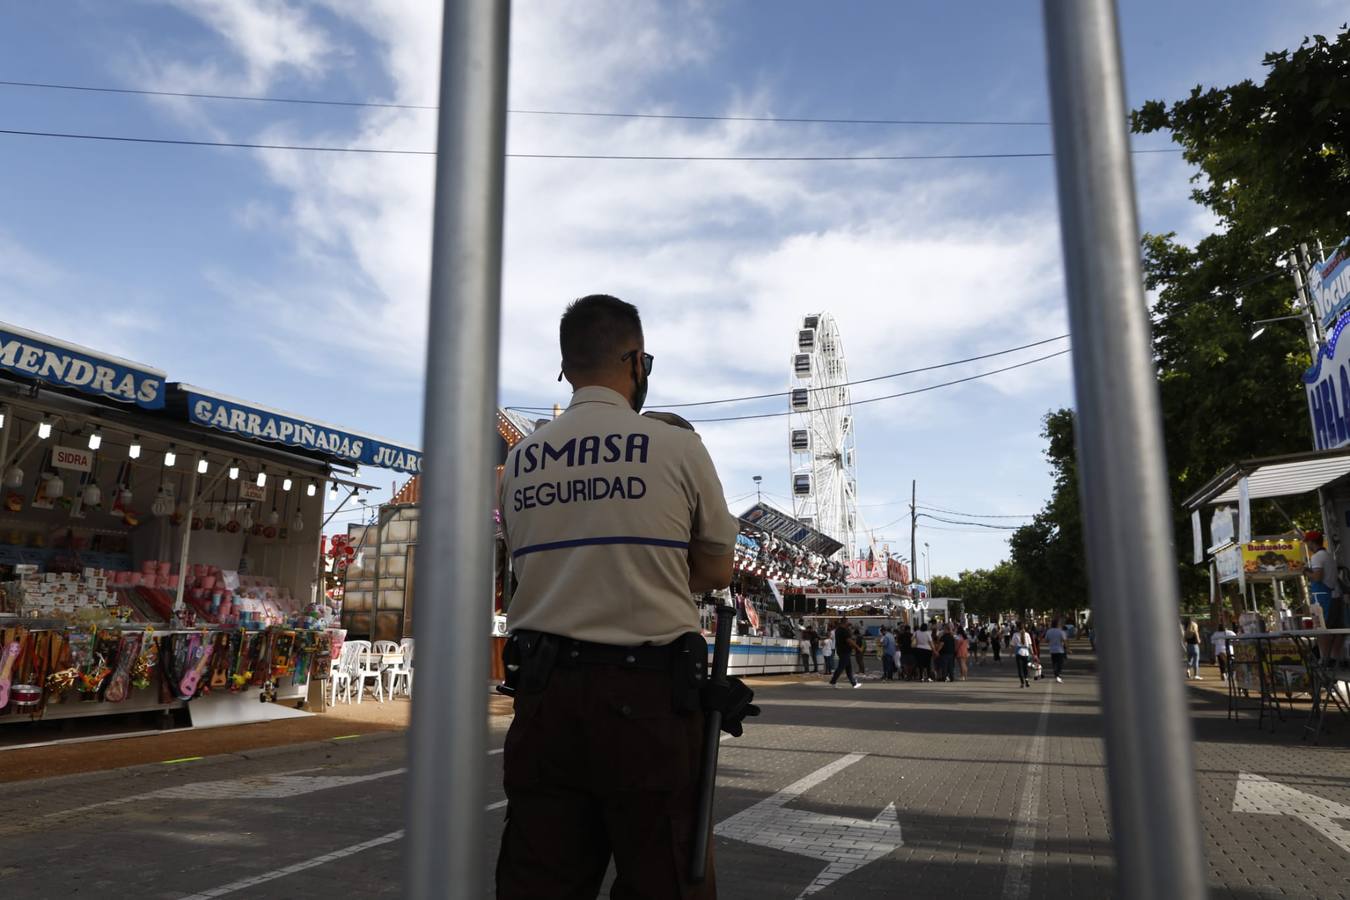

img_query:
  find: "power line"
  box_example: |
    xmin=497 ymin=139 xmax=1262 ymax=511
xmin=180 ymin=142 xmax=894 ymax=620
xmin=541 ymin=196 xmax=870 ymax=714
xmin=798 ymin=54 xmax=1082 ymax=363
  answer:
xmin=664 ymin=335 xmax=1069 ymax=409
xmin=0 ymin=78 xmax=1051 ymax=126
xmin=917 ymin=513 xmax=1021 ymax=530
xmin=507 ymin=333 xmax=1069 ymax=414
xmin=915 ymin=503 xmax=1035 ymax=519
xmin=0 ymin=127 xmax=1182 ymax=161
xmin=685 ymin=348 xmax=1072 ymax=423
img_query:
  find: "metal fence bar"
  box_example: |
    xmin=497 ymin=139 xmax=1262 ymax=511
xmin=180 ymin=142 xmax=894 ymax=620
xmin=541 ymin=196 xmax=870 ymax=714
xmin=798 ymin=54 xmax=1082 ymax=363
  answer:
xmin=405 ymin=2 xmax=510 ymax=898
xmin=1040 ymin=2 xmax=1208 ymax=898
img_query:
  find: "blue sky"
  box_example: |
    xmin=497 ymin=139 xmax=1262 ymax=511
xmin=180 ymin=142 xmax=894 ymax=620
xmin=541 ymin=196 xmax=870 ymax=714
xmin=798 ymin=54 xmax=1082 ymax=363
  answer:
xmin=0 ymin=1 xmax=1340 ymax=577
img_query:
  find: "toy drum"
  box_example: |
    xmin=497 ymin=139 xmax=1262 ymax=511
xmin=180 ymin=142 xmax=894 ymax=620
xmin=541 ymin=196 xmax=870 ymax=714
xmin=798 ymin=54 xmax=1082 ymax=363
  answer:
xmin=10 ymin=684 xmax=42 ymax=708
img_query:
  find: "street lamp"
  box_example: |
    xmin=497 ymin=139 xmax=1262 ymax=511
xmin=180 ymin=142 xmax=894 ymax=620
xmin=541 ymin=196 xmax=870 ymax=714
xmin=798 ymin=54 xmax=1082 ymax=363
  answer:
xmin=1249 ymin=314 xmax=1306 ymax=341
xmin=752 ymin=475 xmax=762 ymax=504
xmin=923 ymin=542 xmax=931 ymax=583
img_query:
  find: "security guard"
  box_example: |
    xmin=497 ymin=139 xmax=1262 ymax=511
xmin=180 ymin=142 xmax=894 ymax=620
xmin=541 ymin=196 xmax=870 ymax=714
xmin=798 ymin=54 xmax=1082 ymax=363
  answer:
xmin=496 ymin=294 xmax=753 ymax=899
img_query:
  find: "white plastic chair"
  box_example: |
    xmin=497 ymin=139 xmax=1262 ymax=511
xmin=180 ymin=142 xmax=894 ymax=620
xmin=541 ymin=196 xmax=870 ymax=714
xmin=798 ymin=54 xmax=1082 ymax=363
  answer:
xmin=373 ymin=640 xmax=402 ymax=700
xmin=329 ymin=641 xmax=360 ymax=705
xmin=348 ymin=640 xmax=384 ymax=703
xmin=385 ymin=638 xmax=414 ymax=698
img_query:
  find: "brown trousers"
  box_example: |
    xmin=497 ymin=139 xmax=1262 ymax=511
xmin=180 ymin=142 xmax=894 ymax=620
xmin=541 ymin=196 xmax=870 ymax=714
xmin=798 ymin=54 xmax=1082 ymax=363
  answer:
xmin=496 ymin=661 xmax=715 ymax=899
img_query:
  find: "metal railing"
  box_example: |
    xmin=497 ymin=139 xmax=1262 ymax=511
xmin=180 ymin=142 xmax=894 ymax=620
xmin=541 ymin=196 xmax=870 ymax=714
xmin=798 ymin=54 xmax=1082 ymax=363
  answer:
xmin=405 ymin=1 xmax=1209 ymax=897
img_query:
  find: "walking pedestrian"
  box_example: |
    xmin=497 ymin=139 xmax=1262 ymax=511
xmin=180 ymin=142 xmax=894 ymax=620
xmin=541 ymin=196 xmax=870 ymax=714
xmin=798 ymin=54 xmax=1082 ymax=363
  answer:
xmin=822 ymin=630 xmax=835 ymax=676
xmin=1183 ymin=619 xmax=1202 ymax=680
xmin=1210 ymin=619 xmax=1236 ymax=681
xmin=956 ymin=627 xmax=970 ymax=681
xmin=937 ymin=624 xmax=958 ymax=682
xmin=912 ymin=623 xmax=934 ymax=682
xmin=898 ymin=624 xmax=915 ymax=680
xmin=807 ymin=626 xmax=821 ymax=673
xmin=853 ymin=626 xmax=867 ymax=674
xmin=496 ymin=293 xmax=755 ymax=898
xmin=830 ymin=617 xmax=862 ymax=688
xmin=1012 ymin=622 xmax=1034 ymax=687
xmin=991 ymin=624 xmax=1001 ymax=663
xmin=880 ymin=627 xmax=897 ymax=681
xmin=1044 ymin=618 xmax=1068 ymax=683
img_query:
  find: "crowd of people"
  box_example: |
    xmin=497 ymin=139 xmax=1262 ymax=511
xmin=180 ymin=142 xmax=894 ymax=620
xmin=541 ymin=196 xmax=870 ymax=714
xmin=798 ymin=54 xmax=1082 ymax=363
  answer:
xmin=797 ymin=617 xmax=1081 ymax=688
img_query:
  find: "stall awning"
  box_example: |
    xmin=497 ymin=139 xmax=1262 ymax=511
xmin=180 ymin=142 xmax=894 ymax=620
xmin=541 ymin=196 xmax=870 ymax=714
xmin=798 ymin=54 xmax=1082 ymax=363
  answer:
xmin=0 ymin=321 xmax=166 ymax=409
xmin=738 ymin=502 xmax=844 ymax=557
xmin=173 ymin=384 xmax=422 ymax=475
xmin=1184 ymin=447 xmax=1350 ymax=510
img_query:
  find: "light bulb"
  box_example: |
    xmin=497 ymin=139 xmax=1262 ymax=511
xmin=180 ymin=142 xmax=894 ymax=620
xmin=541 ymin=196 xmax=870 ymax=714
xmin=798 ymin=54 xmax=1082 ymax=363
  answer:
xmin=0 ymin=411 xmax=5 ymax=429
xmin=282 ymin=477 xmax=292 ymax=492
xmin=197 ymin=457 xmax=209 ymax=475
xmin=164 ymin=447 xmax=177 ymax=467
xmin=228 ymin=462 xmax=239 ymax=481
xmin=256 ymin=471 xmax=267 ymax=488
xmin=329 ymin=483 xmax=339 ymax=499
xmin=4 ymin=465 xmax=23 ymax=488
xmin=87 ymin=431 xmax=102 ymax=451
xmin=37 ymin=420 xmax=52 ymax=440
xmin=129 ymin=438 xmax=141 ymax=459
xmin=307 ymin=481 xmax=317 ymax=497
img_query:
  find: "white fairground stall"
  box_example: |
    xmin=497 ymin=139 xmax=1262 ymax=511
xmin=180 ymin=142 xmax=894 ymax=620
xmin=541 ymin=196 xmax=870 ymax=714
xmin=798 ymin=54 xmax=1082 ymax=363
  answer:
xmin=0 ymin=321 xmax=418 ymax=737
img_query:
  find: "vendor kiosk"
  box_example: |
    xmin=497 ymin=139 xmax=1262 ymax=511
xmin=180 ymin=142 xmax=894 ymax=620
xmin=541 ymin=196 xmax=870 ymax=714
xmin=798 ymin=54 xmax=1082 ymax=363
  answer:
xmin=0 ymin=321 xmax=419 ymax=736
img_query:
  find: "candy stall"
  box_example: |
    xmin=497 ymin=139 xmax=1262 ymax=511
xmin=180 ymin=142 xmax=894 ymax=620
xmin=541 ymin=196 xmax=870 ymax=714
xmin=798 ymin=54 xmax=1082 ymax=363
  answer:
xmin=0 ymin=321 xmax=420 ymax=734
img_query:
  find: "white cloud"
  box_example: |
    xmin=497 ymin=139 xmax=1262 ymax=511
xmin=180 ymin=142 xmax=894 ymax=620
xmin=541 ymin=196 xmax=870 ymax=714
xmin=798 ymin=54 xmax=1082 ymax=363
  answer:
xmin=134 ymin=0 xmax=1076 ymax=567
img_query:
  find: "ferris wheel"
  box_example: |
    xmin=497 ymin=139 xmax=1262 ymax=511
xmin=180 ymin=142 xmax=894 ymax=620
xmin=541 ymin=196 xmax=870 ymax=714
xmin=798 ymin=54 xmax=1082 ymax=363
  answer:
xmin=788 ymin=313 xmax=858 ymax=560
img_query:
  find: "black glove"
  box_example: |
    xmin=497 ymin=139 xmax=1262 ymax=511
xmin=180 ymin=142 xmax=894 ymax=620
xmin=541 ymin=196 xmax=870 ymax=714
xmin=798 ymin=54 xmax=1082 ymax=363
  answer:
xmin=701 ymin=676 xmax=761 ymax=737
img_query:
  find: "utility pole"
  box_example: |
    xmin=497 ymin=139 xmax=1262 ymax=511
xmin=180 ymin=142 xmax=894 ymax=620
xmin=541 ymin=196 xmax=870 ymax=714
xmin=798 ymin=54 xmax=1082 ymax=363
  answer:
xmin=909 ymin=479 xmax=917 ymax=588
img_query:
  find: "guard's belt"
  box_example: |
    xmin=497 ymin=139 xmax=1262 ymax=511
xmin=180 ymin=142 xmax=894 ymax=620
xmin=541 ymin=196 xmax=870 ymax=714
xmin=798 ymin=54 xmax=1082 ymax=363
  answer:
xmin=549 ymin=633 xmax=677 ymax=670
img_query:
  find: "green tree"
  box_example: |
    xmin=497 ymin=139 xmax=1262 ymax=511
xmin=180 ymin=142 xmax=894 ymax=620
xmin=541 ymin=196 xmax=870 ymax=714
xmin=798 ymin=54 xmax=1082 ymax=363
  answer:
xmin=1129 ymin=28 xmax=1349 ymax=599
xmin=928 ymin=574 xmax=959 ymax=598
xmin=1008 ymin=410 xmax=1088 ymax=610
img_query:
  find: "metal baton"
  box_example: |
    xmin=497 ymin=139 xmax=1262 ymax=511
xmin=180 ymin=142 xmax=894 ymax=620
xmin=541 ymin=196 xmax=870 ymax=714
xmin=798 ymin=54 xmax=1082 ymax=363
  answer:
xmin=689 ymin=597 xmax=734 ymax=884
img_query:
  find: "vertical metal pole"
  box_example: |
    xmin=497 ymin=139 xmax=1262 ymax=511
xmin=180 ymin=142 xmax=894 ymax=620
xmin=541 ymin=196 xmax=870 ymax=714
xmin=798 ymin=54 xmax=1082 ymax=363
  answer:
xmin=1041 ymin=2 xmax=1208 ymax=898
xmin=405 ymin=2 xmax=510 ymax=898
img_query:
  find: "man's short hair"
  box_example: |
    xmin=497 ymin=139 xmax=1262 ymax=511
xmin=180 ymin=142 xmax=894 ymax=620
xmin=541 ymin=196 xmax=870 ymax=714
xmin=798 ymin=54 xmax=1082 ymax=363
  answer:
xmin=559 ymin=294 xmax=643 ymax=376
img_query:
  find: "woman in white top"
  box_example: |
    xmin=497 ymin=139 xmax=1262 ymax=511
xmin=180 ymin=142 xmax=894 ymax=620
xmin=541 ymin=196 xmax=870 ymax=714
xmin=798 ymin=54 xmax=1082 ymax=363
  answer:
xmin=1011 ymin=622 xmax=1034 ymax=688
xmin=912 ymin=623 xmax=934 ymax=683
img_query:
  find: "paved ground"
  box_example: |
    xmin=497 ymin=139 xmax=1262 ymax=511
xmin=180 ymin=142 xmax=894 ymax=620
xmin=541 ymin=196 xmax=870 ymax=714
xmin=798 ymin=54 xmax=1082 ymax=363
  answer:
xmin=1 ymin=645 xmax=1347 ymax=899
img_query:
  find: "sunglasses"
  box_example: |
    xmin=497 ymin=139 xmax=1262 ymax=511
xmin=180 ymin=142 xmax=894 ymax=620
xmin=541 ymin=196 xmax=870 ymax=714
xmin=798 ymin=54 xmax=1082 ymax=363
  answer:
xmin=621 ymin=350 xmax=655 ymax=376
xmin=557 ymin=350 xmax=655 ymax=382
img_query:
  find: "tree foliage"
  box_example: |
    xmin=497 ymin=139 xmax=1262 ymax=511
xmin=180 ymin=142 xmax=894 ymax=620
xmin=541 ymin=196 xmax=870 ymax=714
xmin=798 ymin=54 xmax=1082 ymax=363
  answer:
xmin=993 ymin=29 xmax=1349 ymax=609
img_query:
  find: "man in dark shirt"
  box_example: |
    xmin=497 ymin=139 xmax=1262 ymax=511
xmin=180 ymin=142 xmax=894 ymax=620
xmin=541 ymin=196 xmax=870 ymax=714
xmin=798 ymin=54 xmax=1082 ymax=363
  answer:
xmin=937 ymin=625 xmax=958 ymax=682
xmin=806 ymin=626 xmax=820 ymax=672
xmin=829 ymin=617 xmax=861 ymax=688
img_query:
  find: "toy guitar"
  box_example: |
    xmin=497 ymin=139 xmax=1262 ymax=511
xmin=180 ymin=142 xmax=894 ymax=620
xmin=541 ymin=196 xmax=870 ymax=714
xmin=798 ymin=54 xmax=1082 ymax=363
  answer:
xmin=177 ymin=635 xmax=215 ymax=699
xmin=103 ymin=632 xmax=144 ymax=703
xmin=0 ymin=640 xmax=21 ymax=709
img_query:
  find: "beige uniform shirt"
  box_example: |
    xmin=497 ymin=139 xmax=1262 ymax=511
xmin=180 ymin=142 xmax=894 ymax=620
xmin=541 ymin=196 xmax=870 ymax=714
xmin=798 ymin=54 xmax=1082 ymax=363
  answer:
xmin=501 ymin=386 xmax=738 ymax=645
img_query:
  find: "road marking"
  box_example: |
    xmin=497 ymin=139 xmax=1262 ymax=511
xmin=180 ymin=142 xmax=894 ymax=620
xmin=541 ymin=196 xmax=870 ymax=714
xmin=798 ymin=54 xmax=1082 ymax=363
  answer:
xmin=715 ymin=752 xmax=902 ymax=898
xmin=178 ymin=828 xmax=407 ymax=899
xmin=1232 ymin=772 xmax=1350 ymax=855
xmin=56 ymin=768 xmax=409 ymax=814
xmin=1001 ymin=684 xmax=1054 ymax=900
xmin=178 ymin=797 xmax=512 ymax=897
xmin=162 ymin=756 xmax=204 ymax=764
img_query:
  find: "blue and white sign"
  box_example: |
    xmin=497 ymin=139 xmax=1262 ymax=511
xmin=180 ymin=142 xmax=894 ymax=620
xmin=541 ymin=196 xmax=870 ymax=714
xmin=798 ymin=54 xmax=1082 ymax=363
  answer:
xmin=0 ymin=322 xmax=166 ymax=409
xmin=1309 ymin=238 xmax=1350 ymax=330
xmin=178 ymin=385 xmax=422 ymax=474
xmin=1303 ymin=313 xmax=1350 ymax=451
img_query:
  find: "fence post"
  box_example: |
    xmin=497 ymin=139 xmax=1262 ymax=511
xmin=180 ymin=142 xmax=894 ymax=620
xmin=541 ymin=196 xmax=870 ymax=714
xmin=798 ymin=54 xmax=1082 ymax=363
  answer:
xmin=1041 ymin=1 xmax=1208 ymax=897
xmin=405 ymin=2 xmax=511 ymax=898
